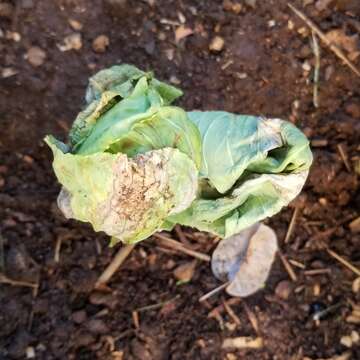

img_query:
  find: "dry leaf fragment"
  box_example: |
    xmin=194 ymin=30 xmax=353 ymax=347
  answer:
xmin=222 ymin=336 xmax=263 ymax=349
xmin=212 ymin=223 xmax=278 ymax=297
xmin=175 ymin=25 xmax=193 ymax=43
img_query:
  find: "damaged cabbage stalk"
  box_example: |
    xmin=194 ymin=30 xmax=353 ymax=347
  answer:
xmin=46 ymin=64 xmax=312 ymax=296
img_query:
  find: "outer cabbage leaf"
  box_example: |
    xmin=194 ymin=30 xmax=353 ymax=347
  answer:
xmin=187 ymin=111 xmax=313 ymax=193
xmin=168 ymin=170 xmax=309 ymax=238
xmin=45 ymin=136 xmax=198 ymax=244
xmin=167 ymin=112 xmax=313 ymax=238
xmin=69 ymin=64 xmax=183 ymax=151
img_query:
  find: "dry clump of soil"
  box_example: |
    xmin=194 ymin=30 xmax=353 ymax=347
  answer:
xmin=0 ymin=0 xmax=360 ymax=359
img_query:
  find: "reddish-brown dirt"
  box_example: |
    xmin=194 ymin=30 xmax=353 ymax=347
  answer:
xmin=0 ymin=0 xmax=359 ymax=359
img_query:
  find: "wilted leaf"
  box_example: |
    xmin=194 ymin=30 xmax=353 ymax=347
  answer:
xmin=212 ymin=223 xmax=278 ymax=297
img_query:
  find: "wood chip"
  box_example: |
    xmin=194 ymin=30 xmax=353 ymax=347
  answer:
xmin=175 ymin=25 xmax=193 ymax=43
xmin=222 ymin=336 xmax=263 ymax=349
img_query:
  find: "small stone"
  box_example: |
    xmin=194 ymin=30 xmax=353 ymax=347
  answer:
xmin=340 ymin=335 xmax=352 ymax=348
xmin=226 ymin=353 xmax=237 ymax=360
xmin=92 ymin=35 xmax=110 ymax=53
xmin=302 ymin=61 xmax=311 ymax=72
xmin=223 ymin=0 xmax=233 ymax=11
xmin=89 ymin=292 xmax=117 ymax=309
xmin=26 ymin=47 xmax=46 ymax=67
xmin=26 ymin=346 xmax=35 ymax=359
xmin=244 ymin=0 xmax=257 ymax=9
xmin=352 ymin=277 xmax=360 ymax=293
xmin=351 ymin=330 xmax=360 ymax=343
xmin=223 ymin=1 xmax=242 ymax=14
xmin=158 ymin=32 xmax=166 ymax=41
xmin=313 ymin=283 xmax=321 ymax=296
xmin=349 ymin=217 xmax=360 ymax=234
xmin=86 ymin=319 xmax=110 ymax=335
xmin=173 ymin=260 xmax=196 ymax=282
xmin=236 ymin=72 xmax=248 ymax=79
xmin=275 ymin=280 xmax=292 ymax=300
xmin=68 ymin=19 xmax=83 ymax=31
xmin=72 ymin=310 xmax=87 ymax=324
xmin=0 ymin=2 xmax=14 ymax=18
xmin=268 ymin=20 xmax=276 ymax=28
xmin=169 ymin=75 xmax=181 ymax=85
xmin=316 ymin=0 xmax=334 ymax=12
xmin=1 ymin=67 xmax=18 ymax=78
xmin=209 ymin=36 xmax=225 ymax=52
xmin=288 ymin=20 xmax=294 ymax=30
xmin=232 ymin=3 xmax=242 ymax=14
xmin=345 ymin=102 xmax=360 ymax=118
xmin=21 ymin=0 xmax=34 ymax=9
xmin=6 ymin=31 xmax=21 ymax=42
xmin=58 ymin=33 xmax=82 ymax=51
xmin=74 ymin=331 xmax=95 ymax=347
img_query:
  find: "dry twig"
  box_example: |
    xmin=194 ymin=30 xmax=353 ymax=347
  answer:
xmin=285 ymin=207 xmax=300 ymax=243
xmin=135 ymin=295 xmax=180 ymax=313
xmin=95 ymin=243 xmax=135 ymax=288
xmin=132 ymin=311 xmax=140 ymax=329
xmin=154 ymin=233 xmax=210 ymax=262
xmin=199 ymin=282 xmax=230 ymax=302
xmin=288 ymin=3 xmax=360 ymax=77
xmin=242 ymin=300 xmax=259 ymax=334
xmin=337 ymin=144 xmax=352 ymax=172
xmin=0 ymin=232 xmax=4 ymax=273
xmin=278 ymin=251 xmax=298 ymax=281
xmin=311 ymin=31 xmax=321 ymax=108
xmin=327 ymin=248 xmax=360 ymax=277
xmin=304 ymin=268 xmax=331 ymax=276
xmin=174 ymin=225 xmax=191 ymax=246
xmin=54 ymin=236 xmax=62 ymax=263
xmin=0 ymin=273 xmax=38 ymax=289
xmin=223 ymin=300 xmax=241 ymax=326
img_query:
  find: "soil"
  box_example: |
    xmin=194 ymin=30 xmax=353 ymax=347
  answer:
xmin=0 ymin=0 xmax=360 ymax=359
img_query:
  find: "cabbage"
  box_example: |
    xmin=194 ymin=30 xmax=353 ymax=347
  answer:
xmin=46 ymin=64 xmax=312 ymax=245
